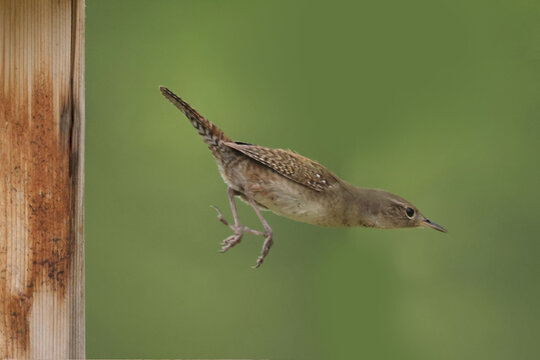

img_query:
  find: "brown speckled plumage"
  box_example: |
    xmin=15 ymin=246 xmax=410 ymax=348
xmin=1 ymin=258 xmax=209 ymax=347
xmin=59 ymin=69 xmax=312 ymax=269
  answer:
xmin=160 ymin=86 xmax=447 ymax=268
xmin=224 ymin=142 xmax=338 ymax=191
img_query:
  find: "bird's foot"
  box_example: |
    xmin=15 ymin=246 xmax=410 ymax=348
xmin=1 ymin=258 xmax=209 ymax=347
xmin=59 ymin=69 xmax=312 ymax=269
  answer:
xmin=212 ymin=206 xmax=242 ymax=252
xmin=211 ymin=205 xmax=260 ymax=253
xmin=211 ymin=205 xmax=274 ymax=268
xmin=220 ymin=232 xmax=243 ymax=252
xmin=252 ymin=230 xmax=273 ymax=269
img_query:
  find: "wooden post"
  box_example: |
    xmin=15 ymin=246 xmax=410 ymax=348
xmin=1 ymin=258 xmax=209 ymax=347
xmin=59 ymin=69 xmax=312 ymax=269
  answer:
xmin=0 ymin=0 xmax=85 ymax=358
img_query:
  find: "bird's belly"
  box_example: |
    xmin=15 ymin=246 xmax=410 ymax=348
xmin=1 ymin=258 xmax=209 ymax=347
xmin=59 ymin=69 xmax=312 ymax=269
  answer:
xmin=259 ymin=192 xmax=329 ymax=226
xmin=219 ymin=156 xmax=339 ymax=226
xmin=245 ymin=169 xmax=333 ymax=226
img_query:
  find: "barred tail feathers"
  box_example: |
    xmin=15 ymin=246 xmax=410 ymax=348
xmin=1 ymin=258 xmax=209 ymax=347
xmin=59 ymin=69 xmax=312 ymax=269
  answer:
xmin=160 ymin=86 xmax=232 ymax=149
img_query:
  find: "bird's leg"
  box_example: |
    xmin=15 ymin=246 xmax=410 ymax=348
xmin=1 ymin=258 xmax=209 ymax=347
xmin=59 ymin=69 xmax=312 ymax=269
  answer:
xmin=212 ymin=187 xmax=243 ymax=252
xmin=212 ymin=187 xmax=265 ymax=252
xmin=212 ymin=188 xmax=273 ymax=267
xmin=246 ymin=195 xmax=274 ymax=269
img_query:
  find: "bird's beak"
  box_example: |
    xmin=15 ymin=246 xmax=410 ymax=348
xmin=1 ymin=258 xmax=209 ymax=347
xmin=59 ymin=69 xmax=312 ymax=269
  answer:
xmin=422 ymin=218 xmax=448 ymax=233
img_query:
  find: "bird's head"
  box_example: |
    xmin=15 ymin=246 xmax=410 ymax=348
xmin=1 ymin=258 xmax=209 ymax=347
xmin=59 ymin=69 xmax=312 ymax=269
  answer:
xmin=362 ymin=189 xmax=447 ymax=233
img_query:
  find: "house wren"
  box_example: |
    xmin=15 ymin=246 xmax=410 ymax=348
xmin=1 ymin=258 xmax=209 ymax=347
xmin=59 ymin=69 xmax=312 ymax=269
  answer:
xmin=160 ymin=86 xmax=447 ymax=268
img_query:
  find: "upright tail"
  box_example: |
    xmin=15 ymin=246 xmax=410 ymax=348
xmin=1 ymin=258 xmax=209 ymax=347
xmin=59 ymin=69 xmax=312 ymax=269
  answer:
xmin=160 ymin=86 xmax=232 ymax=152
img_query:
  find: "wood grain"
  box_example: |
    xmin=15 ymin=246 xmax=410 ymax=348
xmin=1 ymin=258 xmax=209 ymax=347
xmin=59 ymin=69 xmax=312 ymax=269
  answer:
xmin=0 ymin=0 xmax=85 ymax=358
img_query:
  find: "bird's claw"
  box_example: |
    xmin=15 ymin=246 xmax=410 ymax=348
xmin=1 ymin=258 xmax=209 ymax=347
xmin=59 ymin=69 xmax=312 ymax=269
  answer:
xmin=220 ymin=232 xmax=243 ymax=252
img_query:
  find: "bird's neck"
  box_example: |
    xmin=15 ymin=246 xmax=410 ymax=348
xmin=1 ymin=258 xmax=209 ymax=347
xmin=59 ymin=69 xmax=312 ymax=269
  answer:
xmin=332 ymin=184 xmax=385 ymax=228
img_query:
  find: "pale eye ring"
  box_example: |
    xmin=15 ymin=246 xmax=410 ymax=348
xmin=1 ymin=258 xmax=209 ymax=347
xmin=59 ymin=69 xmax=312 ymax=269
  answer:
xmin=406 ymin=207 xmax=415 ymax=219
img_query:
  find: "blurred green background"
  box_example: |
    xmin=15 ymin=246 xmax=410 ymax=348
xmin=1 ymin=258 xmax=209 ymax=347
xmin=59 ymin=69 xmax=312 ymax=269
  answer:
xmin=86 ymin=0 xmax=540 ymax=358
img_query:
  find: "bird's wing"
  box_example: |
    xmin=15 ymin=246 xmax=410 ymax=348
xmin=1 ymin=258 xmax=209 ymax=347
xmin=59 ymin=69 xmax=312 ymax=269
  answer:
xmin=224 ymin=142 xmax=338 ymax=192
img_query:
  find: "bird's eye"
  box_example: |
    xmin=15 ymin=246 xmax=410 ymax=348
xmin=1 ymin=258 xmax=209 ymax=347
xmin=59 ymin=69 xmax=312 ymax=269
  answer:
xmin=405 ymin=207 xmax=415 ymax=218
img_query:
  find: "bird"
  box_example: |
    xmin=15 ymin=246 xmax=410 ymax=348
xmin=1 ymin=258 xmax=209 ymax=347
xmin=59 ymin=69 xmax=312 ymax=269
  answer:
xmin=160 ymin=86 xmax=447 ymax=268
